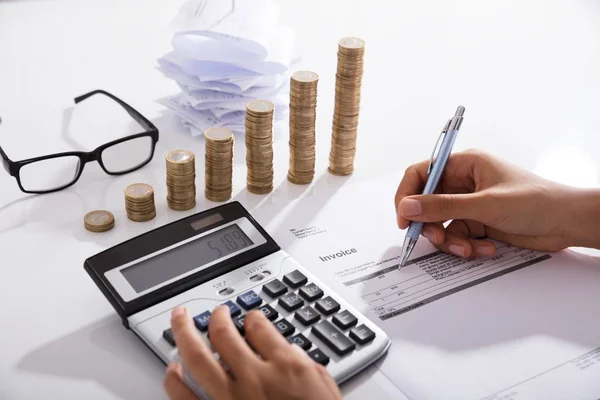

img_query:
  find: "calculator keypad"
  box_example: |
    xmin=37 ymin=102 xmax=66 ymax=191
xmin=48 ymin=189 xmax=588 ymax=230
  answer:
xmin=162 ymin=269 xmax=376 ymax=370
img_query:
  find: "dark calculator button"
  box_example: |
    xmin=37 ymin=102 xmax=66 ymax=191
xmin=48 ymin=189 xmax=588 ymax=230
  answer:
xmin=263 ymin=279 xmax=288 ymax=297
xmin=299 ymin=283 xmax=324 ymax=302
xmin=349 ymin=324 xmax=376 ymax=345
xmin=163 ymin=328 xmax=176 ymax=346
xmin=237 ymin=290 xmax=263 ymax=310
xmin=308 ymin=348 xmax=329 ymax=365
xmin=332 ymin=310 xmax=358 ymax=330
xmin=315 ymin=296 xmax=340 ymax=315
xmin=223 ymin=300 xmax=241 ymax=317
xmin=295 ymin=306 xmax=321 ymax=326
xmin=193 ymin=311 xmax=211 ymax=332
xmin=273 ymin=319 xmax=295 ymax=337
xmin=234 ymin=315 xmax=246 ymax=335
xmin=258 ymin=304 xmax=279 ymax=321
xmin=288 ymin=333 xmax=312 ymax=350
xmin=278 ymin=291 xmax=304 ymax=311
xmin=312 ymin=320 xmax=356 ymax=356
xmin=283 ymin=270 xmax=308 ymax=288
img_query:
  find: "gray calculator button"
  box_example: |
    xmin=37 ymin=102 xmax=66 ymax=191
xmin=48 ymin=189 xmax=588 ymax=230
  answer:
xmin=299 ymin=283 xmax=323 ymax=302
xmin=308 ymin=348 xmax=329 ymax=365
xmin=312 ymin=320 xmax=356 ymax=356
xmin=288 ymin=333 xmax=312 ymax=350
xmin=295 ymin=306 xmax=320 ymax=326
xmin=349 ymin=324 xmax=376 ymax=345
xmin=258 ymin=304 xmax=279 ymax=321
xmin=283 ymin=270 xmax=308 ymax=288
xmin=263 ymin=279 xmax=288 ymax=297
xmin=315 ymin=296 xmax=340 ymax=315
xmin=163 ymin=328 xmax=176 ymax=346
xmin=273 ymin=318 xmax=295 ymax=337
xmin=332 ymin=310 xmax=358 ymax=330
xmin=278 ymin=291 xmax=304 ymax=311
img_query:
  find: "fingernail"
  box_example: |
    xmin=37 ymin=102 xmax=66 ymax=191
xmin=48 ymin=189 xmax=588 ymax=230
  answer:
xmin=448 ymin=244 xmax=464 ymax=257
xmin=475 ymin=245 xmax=494 ymax=256
xmin=400 ymin=199 xmax=422 ymax=217
xmin=171 ymin=306 xmax=186 ymax=319
xmin=422 ymin=229 xmax=436 ymax=244
xmin=166 ymin=361 xmax=177 ymax=372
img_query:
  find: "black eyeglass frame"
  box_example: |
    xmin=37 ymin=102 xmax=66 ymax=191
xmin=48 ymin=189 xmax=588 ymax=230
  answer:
xmin=0 ymin=89 xmax=159 ymax=194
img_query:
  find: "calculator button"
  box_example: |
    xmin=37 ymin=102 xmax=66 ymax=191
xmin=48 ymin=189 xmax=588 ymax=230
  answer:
xmin=349 ymin=324 xmax=376 ymax=345
xmin=278 ymin=292 xmax=304 ymax=311
xmin=237 ymin=290 xmax=263 ymax=310
xmin=283 ymin=270 xmax=308 ymax=288
xmin=234 ymin=315 xmax=246 ymax=335
xmin=288 ymin=333 xmax=312 ymax=350
xmin=332 ymin=310 xmax=358 ymax=330
xmin=258 ymin=304 xmax=279 ymax=321
xmin=308 ymin=348 xmax=329 ymax=365
xmin=273 ymin=319 xmax=295 ymax=337
xmin=295 ymin=306 xmax=321 ymax=326
xmin=299 ymin=283 xmax=324 ymax=302
xmin=193 ymin=311 xmax=212 ymax=332
xmin=315 ymin=296 xmax=340 ymax=315
xmin=312 ymin=320 xmax=356 ymax=356
xmin=223 ymin=300 xmax=242 ymax=318
xmin=163 ymin=328 xmax=176 ymax=346
xmin=263 ymin=279 xmax=288 ymax=297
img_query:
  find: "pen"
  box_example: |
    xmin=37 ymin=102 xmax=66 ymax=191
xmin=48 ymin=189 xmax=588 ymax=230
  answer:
xmin=398 ymin=105 xmax=465 ymax=269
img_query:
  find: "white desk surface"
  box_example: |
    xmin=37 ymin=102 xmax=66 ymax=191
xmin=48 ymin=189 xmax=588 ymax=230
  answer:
xmin=1 ymin=0 xmax=599 ymax=399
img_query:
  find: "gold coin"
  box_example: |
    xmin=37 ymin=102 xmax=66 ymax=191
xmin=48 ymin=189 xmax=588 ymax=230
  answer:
xmin=83 ymin=210 xmax=115 ymax=232
xmin=125 ymin=183 xmax=153 ymax=199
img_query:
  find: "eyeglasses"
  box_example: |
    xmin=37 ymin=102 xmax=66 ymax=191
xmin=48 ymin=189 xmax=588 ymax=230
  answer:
xmin=0 ymin=90 xmax=159 ymax=194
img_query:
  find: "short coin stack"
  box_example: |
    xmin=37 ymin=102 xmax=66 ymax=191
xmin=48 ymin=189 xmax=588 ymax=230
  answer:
xmin=125 ymin=183 xmax=156 ymax=222
xmin=166 ymin=149 xmax=196 ymax=211
xmin=84 ymin=210 xmax=115 ymax=232
xmin=288 ymin=70 xmax=319 ymax=184
xmin=329 ymin=37 xmax=365 ymax=176
xmin=245 ymin=100 xmax=275 ymax=194
xmin=204 ymin=127 xmax=234 ymax=202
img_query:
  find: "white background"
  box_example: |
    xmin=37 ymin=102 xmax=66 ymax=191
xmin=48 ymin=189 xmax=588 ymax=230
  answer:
xmin=1 ymin=0 xmax=599 ymax=399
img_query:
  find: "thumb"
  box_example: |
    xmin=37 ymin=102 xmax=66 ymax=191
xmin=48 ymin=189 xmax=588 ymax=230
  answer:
xmin=397 ymin=192 xmax=490 ymax=223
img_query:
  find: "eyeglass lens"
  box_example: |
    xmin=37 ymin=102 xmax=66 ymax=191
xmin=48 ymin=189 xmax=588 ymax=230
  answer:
xmin=101 ymin=136 xmax=154 ymax=174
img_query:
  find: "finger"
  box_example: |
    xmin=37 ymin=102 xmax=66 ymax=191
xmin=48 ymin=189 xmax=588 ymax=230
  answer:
xmin=433 ymin=220 xmax=494 ymax=258
xmin=445 ymin=220 xmax=496 ymax=257
xmin=164 ymin=361 xmax=199 ymax=400
xmin=208 ymin=305 xmax=260 ymax=378
xmin=394 ymin=151 xmax=479 ymax=228
xmin=244 ymin=309 xmax=291 ymax=360
xmin=315 ymin=364 xmax=342 ymax=400
xmin=398 ymin=191 xmax=493 ymax=225
xmin=421 ymin=222 xmax=446 ymax=245
xmin=170 ymin=307 xmax=230 ymax=398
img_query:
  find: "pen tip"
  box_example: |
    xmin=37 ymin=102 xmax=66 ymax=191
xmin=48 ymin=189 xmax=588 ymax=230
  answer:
xmin=455 ymin=105 xmax=465 ymax=116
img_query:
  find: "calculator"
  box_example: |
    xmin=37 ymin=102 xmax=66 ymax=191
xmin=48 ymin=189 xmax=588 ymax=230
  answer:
xmin=84 ymin=201 xmax=391 ymax=394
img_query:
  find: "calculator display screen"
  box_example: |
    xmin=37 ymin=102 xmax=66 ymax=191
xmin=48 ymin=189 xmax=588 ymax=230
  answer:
xmin=120 ymin=223 xmax=254 ymax=293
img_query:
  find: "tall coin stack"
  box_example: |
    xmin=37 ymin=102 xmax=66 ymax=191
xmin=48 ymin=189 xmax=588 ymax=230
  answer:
xmin=166 ymin=149 xmax=196 ymax=211
xmin=329 ymin=37 xmax=365 ymax=176
xmin=125 ymin=183 xmax=156 ymax=222
xmin=288 ymin=70 xmax=319 ymax=184
xmin=204 ymin=127 xmax=234 ymax=202
xmin=245 ymin=100 xmax=275 ymax=194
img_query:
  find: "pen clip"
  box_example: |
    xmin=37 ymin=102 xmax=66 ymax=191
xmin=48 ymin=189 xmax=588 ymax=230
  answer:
xmin=427 ymin=119 xmax=451 ymax=174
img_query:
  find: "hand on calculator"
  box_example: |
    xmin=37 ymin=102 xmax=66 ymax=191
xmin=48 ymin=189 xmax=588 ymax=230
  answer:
xmin=164 ymin=305 xmax=342 ymax=400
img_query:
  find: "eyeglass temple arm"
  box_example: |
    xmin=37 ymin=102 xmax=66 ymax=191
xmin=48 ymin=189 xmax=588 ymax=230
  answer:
xmin=0 ymin=117 xmax=12 ymax=174
xmin=74 ymin=90 xmax=158 ymax=133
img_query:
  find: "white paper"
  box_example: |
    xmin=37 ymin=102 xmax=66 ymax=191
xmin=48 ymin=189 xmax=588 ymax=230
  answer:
xmin=170 ymin=0 xmax=281 ymax=58
xmin=257 ymin=172 xmax=600 ymax=400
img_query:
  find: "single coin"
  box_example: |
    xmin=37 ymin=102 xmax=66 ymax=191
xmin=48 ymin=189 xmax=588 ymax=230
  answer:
xmin=339 ymin=37 xmax=365 ymax=49
xmin=204 ymin=127 xmax=234 ymax=142
xmin=166 ymin=149 xmax=194 ymax=163
xmin=292 ymin=70 xmax=319 ymax=83
xmin=247 ymin=99 xmax=275 ymax=114
xmin=125 ymin=183 xmax=153 ymax=199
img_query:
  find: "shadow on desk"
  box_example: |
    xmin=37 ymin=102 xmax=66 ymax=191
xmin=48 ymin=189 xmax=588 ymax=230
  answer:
xmin=16 ymin=315 xmax=167 ymax=400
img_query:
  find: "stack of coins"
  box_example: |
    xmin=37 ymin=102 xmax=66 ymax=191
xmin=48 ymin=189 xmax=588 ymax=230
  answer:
xmin=84 ymin=210 xmax=115 ymax=232
xmin=245 ymin=99 xmax=275 ymax=194
xmin=288 ymin=70 xmax=319 ymax=184
xmin=329 ymin=37 xmax=365 ymax=176
xmin=204 ymin=127 xmax=234 ymax=202
xmin=125 ymin=183 xmax=156 ymax=222
xmin=166 ymin=149 xmax=196 ymax=211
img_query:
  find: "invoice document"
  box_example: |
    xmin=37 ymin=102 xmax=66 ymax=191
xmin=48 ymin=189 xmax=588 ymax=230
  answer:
xmin=255 ymin=172 xmax=600 ymax=400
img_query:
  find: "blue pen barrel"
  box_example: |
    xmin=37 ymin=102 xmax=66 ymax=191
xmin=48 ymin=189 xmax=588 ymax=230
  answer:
xmin=407 ymin=221 xmax=424 ymax=240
